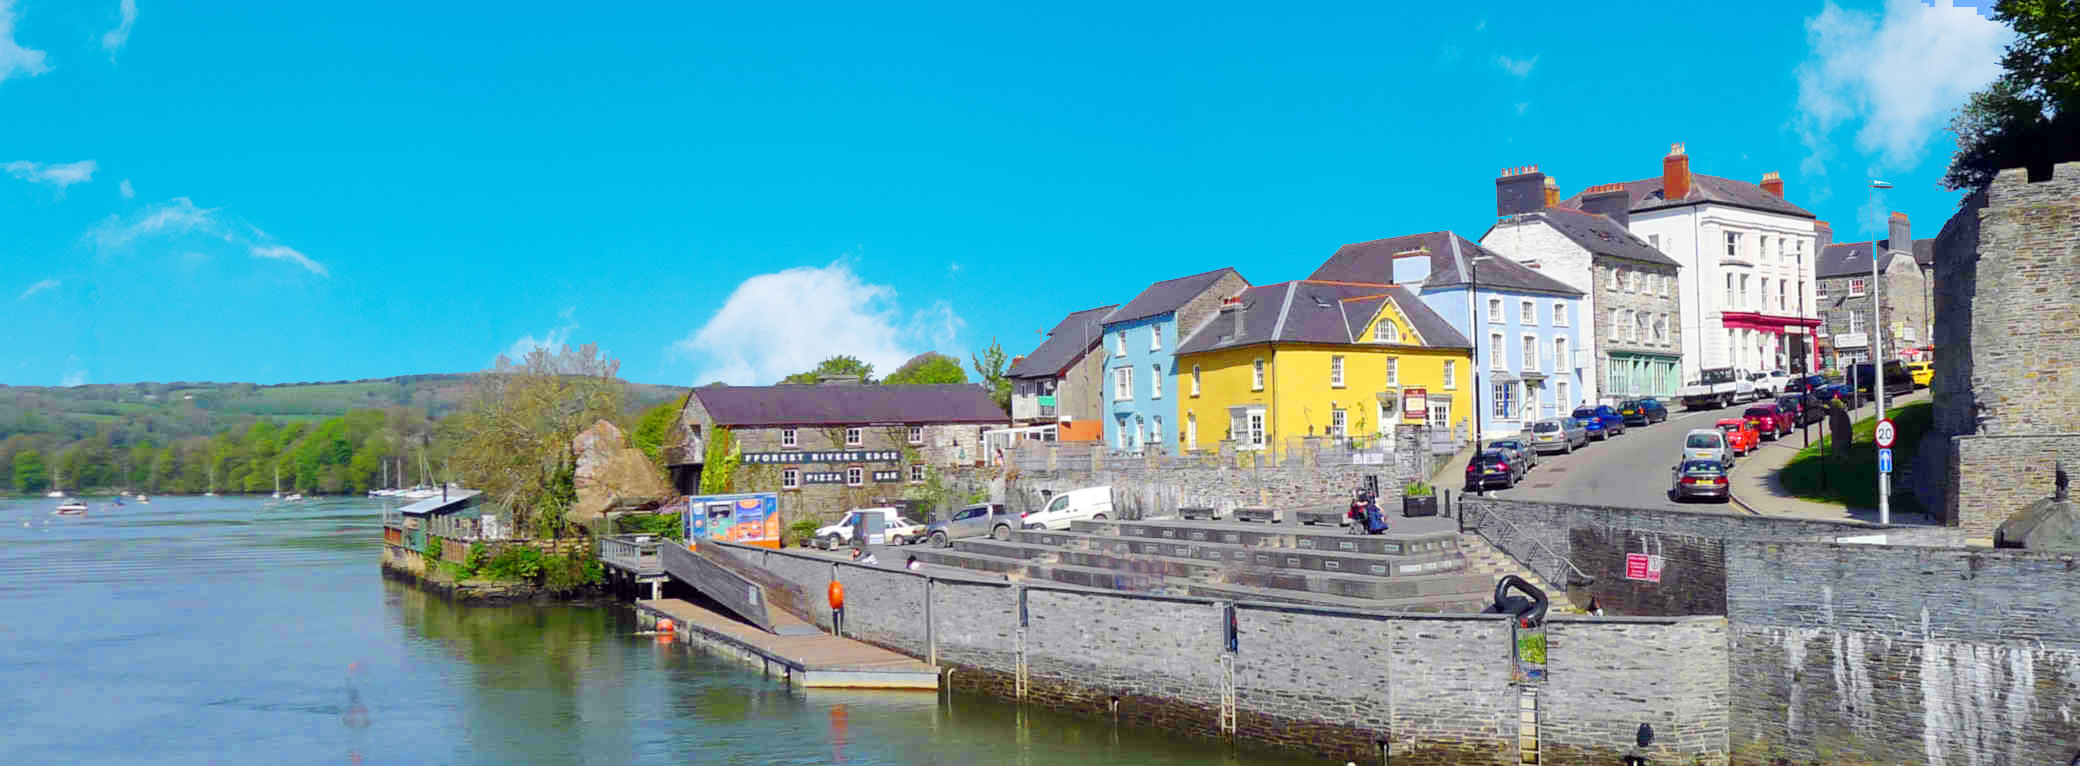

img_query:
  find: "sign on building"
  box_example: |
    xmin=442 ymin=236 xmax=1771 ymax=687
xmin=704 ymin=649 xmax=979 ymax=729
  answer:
xmin=802 ymin=471 xmax=846 ymax=484
xmin=1624 ymin=552 xmax=1664 ymax=583
xmin=1401 ymin=387 xmax=1428 ymax=424
xmin=742 ymin=450 xmax=902 ymax=465
xmin=871 ymin=470 xmax=901 ymax=483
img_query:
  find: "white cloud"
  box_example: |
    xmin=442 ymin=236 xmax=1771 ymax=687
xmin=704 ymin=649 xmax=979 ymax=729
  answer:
xmin=61 ymin=370 xmax=87 ymax=387
xmin=1496 ymin=54 xmax=1538 ymax=77
xmin=91 ymin=196 xmax=220 ymax=250
xmin=500 ymin=309 xmax=579 ymax=365
xmin=0 ymin=0 xmax=48 ymax=85
xmin=101 ymin=0 xmax=136 ymax=54
xmin=1794 ymin=0 xmax=2012 ymax=177
xmin=17 ymin=278 xmax=57 ymax=299
xmin=118 ymin=178 xmax=133 ymax=198
xmin=5 ymin=160 xmax=97 ymax=195
xmin=251 ymin=244 xmax=328 ymax=277
xmin=1514 ymin=102 xmax=1530 ymax=115
xmin=671 ymin=260 xmax=967 ymax=385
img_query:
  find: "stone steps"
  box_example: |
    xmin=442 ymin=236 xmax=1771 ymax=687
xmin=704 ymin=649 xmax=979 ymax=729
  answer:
xmin=1455 ymin=532 xmax=1580 ymax=613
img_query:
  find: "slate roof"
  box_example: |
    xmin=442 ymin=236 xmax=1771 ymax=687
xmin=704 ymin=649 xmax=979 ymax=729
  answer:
xmin=1175 ymin=281 xmax=1471 ymax=355
xmin=692 ymin=384 xmax=1007 ymax=427
xmin=1006 ymin=304 xmax=1116 ymax=379
xmin=1101 ymin=267 xmax=1246 ymax=325
xmin=1816 ymin=239 xmax=1935 ymax=279
xmin=1311 ymin=231 xmax=1584 ymax=297
xmin=1496 ymin=207 xmax=1681 ymax=268
xmin=1557 ymin=173 xmax=1816 ymax=218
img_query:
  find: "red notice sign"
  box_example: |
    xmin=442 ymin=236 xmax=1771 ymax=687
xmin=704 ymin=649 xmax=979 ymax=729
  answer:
xmin=1624 ymin=553 xmax=1663 ymax=582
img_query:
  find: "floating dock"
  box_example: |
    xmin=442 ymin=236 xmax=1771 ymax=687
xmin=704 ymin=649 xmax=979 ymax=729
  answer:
xmin=636 ymin=598 xmax=939 ymax=689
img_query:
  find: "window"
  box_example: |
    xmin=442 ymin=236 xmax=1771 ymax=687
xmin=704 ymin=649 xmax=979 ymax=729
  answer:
xmin=1849 ymin=279 xmax=1867 ymax=297
xmin=1489 ymin=332 xmax=1505 ymax=369
xmin=1725 ymin=231 xmax=1741 ymax=258
xmin=1251 ymin=359 xmax=1265 ymax=391
xmin=1386 ymin=357 xmax=1399 ymax=386
xmin=1725 ymin=273 xmax=1735 ymax=307
xmin=1428 ymin=401 xmax=1450 ymax=429
xmin=1552 ymin=301 xmax=1568 ymax=326
xmin=1330 ymin=356 xmax=1345 ymax=387
xmin=1232 ymin=407 xmax=1266 ymax=450
xmin=1555 ymin=337 xmax=1569 ymax=370
xmin=1114 ymin=366 xmax=1134 ymax=401
xmin=1848 ymin=312 xmax=1863 ymax=334
xmin=1521 ymin=300 xmax=1536 ymax=325
xmin=1741 ymin=275 xmax=1752 ymax=309
xmin=781 ymin=468 xmax=800 ymax=489
xmin=1610 ymin=267 xmax=1622 ymax=290
xmin=1758 ymin=235 xmax=1770 ymax=262
xmin=1492 ymin=381 xmax=1517 ymax=419
xmin=1521 ymin=335 xmax=1539 ymax=372
xmin=1609 ymin=309 xmax=1622 ymax=341
xmin=1444 ymin=360 xmax=1457 ymax=389
xmin=1777 ymin=281 xmax=1788 ymax=312
xmin=1149 ymin=324 xmax=1161 ymax=351
xmin=1151 ymin=416 xmax=1162 ymax=445
xmin=909 ymin=464 xmax=925 ymax=483
xmin=780 ymin=428 xmax=797 ymax=448
xmin=1628 ymin=271 xmax=1641 ymax=293
xmin=1247 ymin=411 xmax=1265 ymax=448
xmin=1191 ymin=365 xmax=1201 ymax=396
xmin=846 ymin=466 xmax=864 ymax=487
xmin=1487 ymin=298 xmax=1503 ymax=324
xmin=1648 ymin=233 xmax=1661 ymax=249
xmin=1186 ymin=413 xmax=1197 ymax=450
xmin=1664 ymin=272 xmax=1675 ymax=297
xmin=1374 ymin=320 xmax=1398 ymax=342
xmin=1636 ymin=313 xmax=1649 ymax=343
xmin=1330 ymin=408 xmax=1347 ymax=438
xmin=1556 ymin=380 xmax=1570 ymax=409
xmin=1657 ymin=315 xmax=1669 ymax=344
xmin=1624 ymin=310 xmax=1638 ymax=342
xmin=845 ymin=427 xmax=863 ymax=446
xmin=1115 ymin=331 xmax=1127 ymax=357
xmin=1759 ymin=278 xmax=1770 ymax=310
xmin=1150 ymin=365 xmax=1162 ymax=398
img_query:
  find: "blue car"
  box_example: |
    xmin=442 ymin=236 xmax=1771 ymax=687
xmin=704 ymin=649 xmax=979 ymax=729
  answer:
xmin=1571 ymin=405 xmax=1627 ymax=440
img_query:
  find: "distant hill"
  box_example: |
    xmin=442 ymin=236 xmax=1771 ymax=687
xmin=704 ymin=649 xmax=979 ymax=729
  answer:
xmin=0 ymin=374 xmax=688 ymax=446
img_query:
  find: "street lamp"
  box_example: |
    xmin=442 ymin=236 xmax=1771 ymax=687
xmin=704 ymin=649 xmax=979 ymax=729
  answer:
xmin=1469 ymin=244 xmax=1499 ymax=459
xmin=1870 ymin=180 xmax=1893 ymax=524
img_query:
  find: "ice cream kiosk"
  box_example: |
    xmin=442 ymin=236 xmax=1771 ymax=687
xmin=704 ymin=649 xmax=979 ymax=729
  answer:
xmin=681 ymin=492 xmax=782 ymax=549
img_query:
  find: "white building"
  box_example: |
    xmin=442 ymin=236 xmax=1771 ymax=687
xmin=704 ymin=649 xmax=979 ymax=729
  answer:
xmin=1558 ymin=144 xmax=1821 ymax=383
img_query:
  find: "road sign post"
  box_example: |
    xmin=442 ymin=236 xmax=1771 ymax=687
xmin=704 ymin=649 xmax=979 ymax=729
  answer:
xmin=1878 ymin=447 xmax=1893 ymax=474
xmin=1874 ymin=418 xmax=1896 ymax=524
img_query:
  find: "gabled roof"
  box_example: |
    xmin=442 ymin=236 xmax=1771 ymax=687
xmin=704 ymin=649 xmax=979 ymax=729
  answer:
xmin=1311 ymin=231 xmax=1584 ymax=297
xmin=1556 ymin=173 xmax=1815 ymax=218
xmin=1101 ymin=267 xmax=1245 ymax=326
xmin=1497 ymin=207 xmax=1681 ymax=268
xmin=1006 ymin=304 xmax=1116 ymax=379
xmin=1175 ymin=281 xmax=1470 ymax=355
xmin=1816 ymin=239 xmax=1935 ymax=279
xmin=692 ymin=384 xmax=1006 ymax=427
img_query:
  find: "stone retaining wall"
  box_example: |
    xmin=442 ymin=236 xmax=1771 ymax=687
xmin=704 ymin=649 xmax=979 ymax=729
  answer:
xmin=1946 ymin=432 xmax=2080 ymax=539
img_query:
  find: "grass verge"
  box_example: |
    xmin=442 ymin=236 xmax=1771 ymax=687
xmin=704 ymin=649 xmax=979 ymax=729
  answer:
xmin=1778 ymin=400 xmax=1929 ymax=513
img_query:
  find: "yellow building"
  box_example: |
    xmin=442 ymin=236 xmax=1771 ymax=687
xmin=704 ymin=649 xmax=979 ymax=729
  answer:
xmin=1172 ymin=280 xmax=1474 ymax=456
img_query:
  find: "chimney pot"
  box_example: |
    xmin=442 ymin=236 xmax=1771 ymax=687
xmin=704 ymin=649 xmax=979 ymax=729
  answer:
xmin=1542 ymin=177 xmax=1560 ymax=208
xmin=1663 ymin=143 xmax=1691 ymax=202
xmin=1760 ymin=171 xmax=1784 ymax=198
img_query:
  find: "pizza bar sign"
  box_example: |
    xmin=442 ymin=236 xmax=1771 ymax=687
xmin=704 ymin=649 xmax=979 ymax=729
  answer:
xmin=743 ymin=450 xmax=901 ymax=465
xmin=871 ymin=470 xmax=901 ymax=483
xmin=801 ymin=471 xmax=847 ymax=485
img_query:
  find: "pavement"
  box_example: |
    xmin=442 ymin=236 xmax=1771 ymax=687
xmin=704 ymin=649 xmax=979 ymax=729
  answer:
xmin=1725 ymin=389 xmax=1940 ymax=526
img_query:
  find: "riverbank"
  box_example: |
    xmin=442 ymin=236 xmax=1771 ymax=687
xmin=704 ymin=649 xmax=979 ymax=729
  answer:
xmin=379 ymin=543 xmax=610 ymax=604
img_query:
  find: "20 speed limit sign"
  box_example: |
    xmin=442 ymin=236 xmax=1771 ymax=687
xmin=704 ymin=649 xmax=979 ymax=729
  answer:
xmin=1874 ymin=418 xmax=1897 ymax=449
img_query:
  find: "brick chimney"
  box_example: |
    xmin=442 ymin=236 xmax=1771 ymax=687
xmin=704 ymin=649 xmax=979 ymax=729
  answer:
xmin=1887 ymin=212 xmax=1911 ymax=257
xmin=1495 ymin=165 xmax=1547 ymax=217
xmin=1220 ymin=295 xmax=1246 ymax=338
xmin=1579 ymin=183 xmax=1631 ymax=228
xmin=1760 ymin=171 xmax=1784 ymax=198
xmin=1542 ymin=176 xmax=1560 ymax=208
xmin=1662 ymin=143 xmax=1690 ymax=202
xmin=1391 ymin=249 xmax=1433 ymax=285
xmin=1814 ymin=220 xmax=1833 ymax=250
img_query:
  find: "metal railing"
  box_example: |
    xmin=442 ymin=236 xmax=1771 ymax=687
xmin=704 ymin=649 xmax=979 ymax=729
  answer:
xmin=1461 ymin=500 xmax=1593 ymax=589
xmin=599 ymin=534 xmax=666 ymax=575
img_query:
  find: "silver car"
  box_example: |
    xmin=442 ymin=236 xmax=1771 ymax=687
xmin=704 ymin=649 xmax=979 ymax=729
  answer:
xmin=924 ymin=503 xmax=1011 ymax=547
xmin=1527 ymin=417 xmax=1588 ymax=454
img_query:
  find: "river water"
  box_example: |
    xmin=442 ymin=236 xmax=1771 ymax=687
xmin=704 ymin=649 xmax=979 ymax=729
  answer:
xmin=0 ymin=496 xmax=1306 ymax=765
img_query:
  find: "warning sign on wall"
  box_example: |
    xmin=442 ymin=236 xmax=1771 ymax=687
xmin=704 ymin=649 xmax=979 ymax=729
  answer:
xmin=1624 ymin=553 xmax=1664 ymax=583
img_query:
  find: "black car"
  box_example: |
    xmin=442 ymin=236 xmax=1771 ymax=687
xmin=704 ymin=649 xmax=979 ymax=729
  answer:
xmin=1618 ymin=398 xmax=1670 ymax=426
xmin=1851 ymin=361 xmax=1916 ymax=400
xmin=1487 ymin=438 xmax=1539 ymax=473
xmin=1463 ymin=450 xmax=1519 ymax=491
xmin=1776 ymin=394 xmax=1824 ymax=426
xmin=1783 ymin=374 xmax=1830 ymax=395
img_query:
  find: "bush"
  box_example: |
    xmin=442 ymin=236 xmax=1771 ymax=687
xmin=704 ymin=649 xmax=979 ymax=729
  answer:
xmin=1403 ymin=481 xmax=1434 ymax=498
xmin=425 ymin=536 xmax=444 ymax=562
xmin=786 ymin=518 xmax=822 ymax=548
xmin=483 ymin=547 xmax=546 ymax=582
xmin=466 ymin=542 xmax=489 ymax=574
xmin=615 ymin=512 xmax=684 ymax=541
xmin=1517 ymin=633 xmax=1547 ymax=665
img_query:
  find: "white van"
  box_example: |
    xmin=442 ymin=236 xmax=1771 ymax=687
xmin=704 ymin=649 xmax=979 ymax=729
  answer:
xmin=815 ymin=507 xmax=921 ymax=549
xmin=1018 ymin=487 xmax=1114 ymax=534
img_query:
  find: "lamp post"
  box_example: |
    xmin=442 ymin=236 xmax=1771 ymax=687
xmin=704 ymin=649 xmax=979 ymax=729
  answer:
xmin=1470 ymin=235 xmax=1500 ymax=458
xmin=1870 ymin=180 xmax=1893 ymax=524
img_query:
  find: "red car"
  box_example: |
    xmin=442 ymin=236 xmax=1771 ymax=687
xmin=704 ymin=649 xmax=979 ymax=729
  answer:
xmin=1743 ymin=404 xmax=1794 ymax=440
xmin=1714 ymin=418 xmax=1759 ymax=456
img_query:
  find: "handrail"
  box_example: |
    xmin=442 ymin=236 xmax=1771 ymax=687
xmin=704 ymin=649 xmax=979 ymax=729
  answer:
xmin=1463 ymin=500 xmax=1594 ymax=588
xmin=599 ymin=534 xmax=666 ymax=573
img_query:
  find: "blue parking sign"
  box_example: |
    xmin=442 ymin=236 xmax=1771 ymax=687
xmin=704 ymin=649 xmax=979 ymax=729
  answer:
xmin=1878 ymin=448 xmax=1893 ymax=474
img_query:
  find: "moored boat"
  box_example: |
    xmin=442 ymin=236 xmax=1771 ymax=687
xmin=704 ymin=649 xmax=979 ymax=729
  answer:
xmin=55 ymin=500 xmax=88 ymax=515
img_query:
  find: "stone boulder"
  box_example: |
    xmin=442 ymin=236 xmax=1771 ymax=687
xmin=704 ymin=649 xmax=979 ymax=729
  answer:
xmin=569 ymin=420 xmax=674 ymax=523
xmin=1994 ymin=499 xmax=2080 ymax=551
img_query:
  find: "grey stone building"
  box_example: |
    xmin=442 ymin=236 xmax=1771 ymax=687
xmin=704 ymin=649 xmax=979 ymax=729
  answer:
xmin=664 ymin=382 xmax=1007 ymax=523
xmin=1918 ymin=161 xmax=2080 ymax=538
xmin=1483 ymin=179 xmax=1685 ymax=403
xmin=1813 ymin=212 xmax=1933 ymax=367
xmin=1006 ymin=304 xmax=1115 ymax=436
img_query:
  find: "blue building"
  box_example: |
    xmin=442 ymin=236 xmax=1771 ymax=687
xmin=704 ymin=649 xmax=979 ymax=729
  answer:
xmin=1098 ymin=267 xmax=1250 ymax=452
xmin=1312 ymin=231 xmax=1586 ymax=441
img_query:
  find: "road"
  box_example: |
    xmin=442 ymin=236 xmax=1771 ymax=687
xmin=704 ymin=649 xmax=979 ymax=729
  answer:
xmin=1468 ymin=396 xmax=1823 ymax=511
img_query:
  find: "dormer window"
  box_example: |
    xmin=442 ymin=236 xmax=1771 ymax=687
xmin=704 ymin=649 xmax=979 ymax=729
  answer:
xmin=1373 ymin=321 xmax=1398 ymax=342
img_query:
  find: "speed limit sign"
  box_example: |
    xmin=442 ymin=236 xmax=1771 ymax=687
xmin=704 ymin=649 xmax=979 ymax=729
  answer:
xmin=1874 ymin=418 xmax=1897 ymax=449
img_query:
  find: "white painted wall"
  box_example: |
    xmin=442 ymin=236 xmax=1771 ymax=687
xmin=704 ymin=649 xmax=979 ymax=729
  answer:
xmin=1627 ymin=204 xmax=1817 ymax=383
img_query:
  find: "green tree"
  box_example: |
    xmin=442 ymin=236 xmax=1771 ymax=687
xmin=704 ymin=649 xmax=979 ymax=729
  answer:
xmin=445 ymin=343 xmax=624 ymax=536
xmin=969 ymin=338 xmax=1012 ymax=412
xmin=882 ymin=352 xmax=968 ymax=385
xmin=1945 ymin=1 xmax=2080 ymax=190
xmin=11 ymin=450 xmax=47 ymax=493
xmin=699 ymin=427 xmax=739 ymax=494
xmin=782 ymin=355 xmax=875 ymax=384
xmin=629 ymin=397 xmax=683 ymax=467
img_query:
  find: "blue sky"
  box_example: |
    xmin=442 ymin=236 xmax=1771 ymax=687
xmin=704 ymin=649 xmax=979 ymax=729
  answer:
xmin=1 ymin=1 xmax=2011 ymax=387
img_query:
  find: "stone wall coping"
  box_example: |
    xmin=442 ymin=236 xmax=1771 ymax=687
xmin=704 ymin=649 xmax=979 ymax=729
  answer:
xmin=1734 ymin=537 xmax=2079 ymax=562
xmin=1546 ymin=615 xmax=1728 ymax=627
xmin=1467 ymin=496 xmax=1914 ymax=532
xmin=702 ymin=539 xmax=1016 ymax=587
xmin=1953 ymin=432 xmax=2080 ymax=440
xmin=1232 ymin=599 xmax=1516 ymax=623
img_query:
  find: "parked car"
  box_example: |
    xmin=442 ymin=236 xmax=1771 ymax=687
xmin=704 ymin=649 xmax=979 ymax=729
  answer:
xmin=925 ymin=503 xmax=1008 ymax=547
xmin=815 ymin=507 xmax=906 ymax=549
xmin=1670 ymin=459 xmax=1732 ymax=503
xmin=1751 ymin=370 xmax=1790 ymax=398
xmin=886 ymin=516 xmax=930 ymax=545
xmin=1527 ymin=417 xmax=1589 ymax=454
xmin=1907 ymin=361 xmax=1935 ymax=389
xmin=1020 ymin=486 xmax=1114 ymax=533
xmin=1572 ymin=405 xmax=1627 ymax=440
xmin=1488 ymin=437 xmax=1539 ymax=473
xmin=1777 ymin=394 xmax=1823 ymax=427
xmin=1783 ymin=374 xmax=1830 ymax=396
xmin=1714 ymin=417 xmax=1760 ymax=457
xmin=1463 ymin=450 xmax=1520 ymax=491
xmin=1682 ymin=428 xmax=1736 ymax=467
xmin=1743 ymin=403 xmax=1794 ymax=440
xmin=1617 ymin=398 xmax=1670 ymax=426
xmin=1851 ymin=361 xmax=1916 ymax=400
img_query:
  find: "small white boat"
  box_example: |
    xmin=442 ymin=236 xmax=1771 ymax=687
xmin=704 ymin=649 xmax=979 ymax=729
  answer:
xmin=137 ymin=495 xmax=151 ymax=504
xmin=46 ymin=490 xmax=64 ymax=498
xmin=54 ymin=500 xmax=88 ymax=515
xmin=284 ymin=493 xmax=305 ymax=502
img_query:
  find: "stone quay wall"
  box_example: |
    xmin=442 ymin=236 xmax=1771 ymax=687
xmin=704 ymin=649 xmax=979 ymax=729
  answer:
xmin=706 ymin=539 xmax=1732 ymax=765
xmin=1725 ymin=539 xmax=2080 ymax=765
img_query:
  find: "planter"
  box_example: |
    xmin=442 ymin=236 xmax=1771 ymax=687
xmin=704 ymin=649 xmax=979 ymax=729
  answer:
xmin=1402 ymin=494 xmax=1439 ymax=517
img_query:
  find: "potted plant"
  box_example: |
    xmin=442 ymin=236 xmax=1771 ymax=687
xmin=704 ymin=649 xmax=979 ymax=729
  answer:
xmin=1402 ymin=480 xmax=1438 ymax=517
